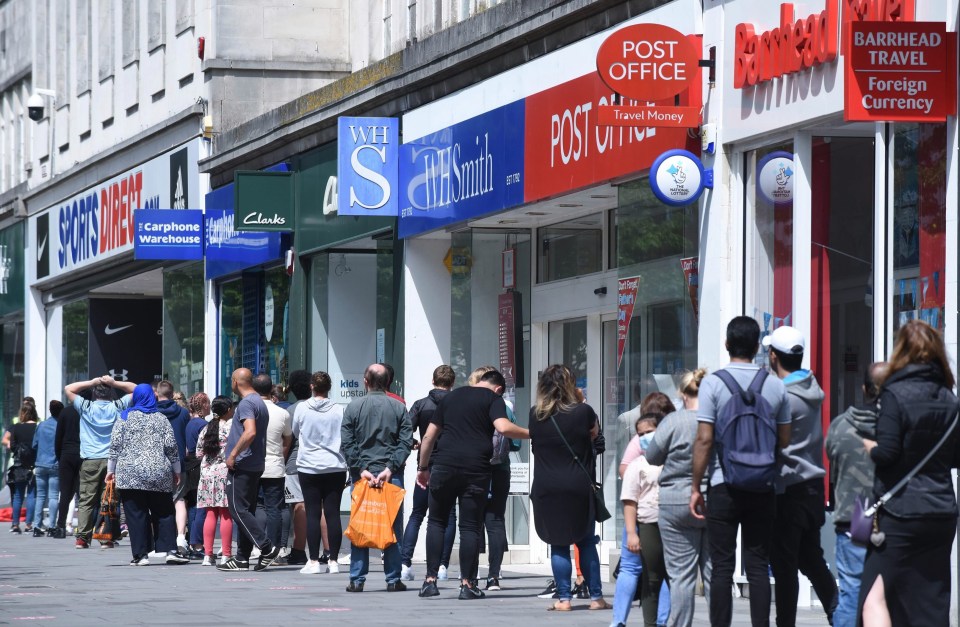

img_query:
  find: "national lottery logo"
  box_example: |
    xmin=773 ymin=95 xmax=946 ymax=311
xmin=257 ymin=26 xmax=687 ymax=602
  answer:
xmin=757 ymin=151 xmax=794 ymax=205
xmin=667 ymin=160 xmax=688 ymax=185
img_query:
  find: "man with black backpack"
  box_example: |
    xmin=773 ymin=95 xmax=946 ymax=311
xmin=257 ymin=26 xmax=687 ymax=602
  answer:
xmin=690 ymin=316 xmax=792 ymax=627
xmin=763 ymin=326 xmax=838 ymax=627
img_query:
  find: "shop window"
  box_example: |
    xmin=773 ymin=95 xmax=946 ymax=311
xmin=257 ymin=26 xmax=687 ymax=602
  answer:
xmin=162 ymin=263 xmax=205 ymax=397
xmin=219 ymin=279 xmax=242 ymax=397
xmin=537 ymin=213 xmax=603 ymax=283
xmin=1 ymin=321 xmax=24 ymax=431
xmin=615 ymin=179 xmax=699 ymax=546
xmin=746 ymin=142 xmax=794 ymax=358
xmin=62 ymin=299 xmax=89 ymax=388
xmin=263 ymin=266 xmax=291 ymax=389
xmin=449 ymin=229 xmax=532 ymax=545
xmin=892 ymin=123 xmax=947 ymax=334
xmin=811 ymin=137 xmax=875 ymax=418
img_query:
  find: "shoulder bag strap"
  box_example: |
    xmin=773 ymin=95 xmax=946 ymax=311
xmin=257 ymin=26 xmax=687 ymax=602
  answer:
xmin=549 ymin=415 xmax=595 ymax=486
xmin=866 ymin=402 xmax=960 ymax=516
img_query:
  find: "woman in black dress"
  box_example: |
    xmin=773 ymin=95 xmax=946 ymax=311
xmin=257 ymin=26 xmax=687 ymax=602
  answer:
xmin=530 ymin=364 xmax=610 ymax=612
xmin=860 ymin=320 xmax=959 ymax=626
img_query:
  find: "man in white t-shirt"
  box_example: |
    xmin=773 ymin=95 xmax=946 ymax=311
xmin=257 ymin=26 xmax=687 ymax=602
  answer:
xmin=255 ymin=373 xmax=293 ymax=553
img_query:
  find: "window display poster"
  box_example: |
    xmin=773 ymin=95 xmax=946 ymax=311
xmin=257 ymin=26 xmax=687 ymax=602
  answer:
xmin=617 ymin=276 xmax=641 ymax=368
xmin=498 ymin=291 xmax=524 ymax=388
xmin=680 ymin=257 xmax=699 ymax=321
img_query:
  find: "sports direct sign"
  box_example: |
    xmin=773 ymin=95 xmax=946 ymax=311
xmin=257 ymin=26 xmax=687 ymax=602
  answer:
xmin=844 ymin=21 xmax=957 ymax=122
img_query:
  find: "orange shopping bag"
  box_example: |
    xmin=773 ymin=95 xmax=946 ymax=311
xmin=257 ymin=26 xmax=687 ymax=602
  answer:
xmin=344 ymin=479 xmax=405 ymax=550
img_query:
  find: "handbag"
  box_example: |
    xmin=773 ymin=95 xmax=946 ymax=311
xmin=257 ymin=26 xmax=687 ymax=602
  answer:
xmin=549 ymin=415 xmax=612 ymax=523
xmin=850 ymin=404 xmax=959 ymax=547
xmin=92 ymin=479 xmax=121 ymax=542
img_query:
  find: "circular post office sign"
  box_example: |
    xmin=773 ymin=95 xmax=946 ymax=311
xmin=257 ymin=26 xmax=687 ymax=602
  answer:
xmin=649 ymin=149 xmax=706 ymax=207
xmin=596 ymin=24 xmax=701 ymax=102
xmin=757 ymin=151 xmax=794 ymax=205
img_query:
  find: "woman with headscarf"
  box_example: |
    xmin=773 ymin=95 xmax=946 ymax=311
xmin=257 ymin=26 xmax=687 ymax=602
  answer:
xmin=106 ymin=383 xmax=190 ymax=566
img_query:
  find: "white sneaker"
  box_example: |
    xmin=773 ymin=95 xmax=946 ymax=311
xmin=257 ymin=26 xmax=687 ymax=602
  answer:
xmin=337 ymin=554 xmax=351 ymax=565
xmin=280 ymin=546 xmax=291 ymax=558
xmin=438 ymin=565 xmax=448 ymax=581
xmin=201 ymin=555 xmax=214 ymax=566
xmin=326 ymin=562 xmax=339 ymax=574
xmin=147 ymin=551 xmax=168 ymax=560
xmin=300 ymin=561 xmax=321 ymax=574
xmin=176 ymin=534 xmax=189 ymax=551
xmin=250 ymin=547 xmax=261 ymax=559
xmin=401 ymin=565 xmax=414 ymax=581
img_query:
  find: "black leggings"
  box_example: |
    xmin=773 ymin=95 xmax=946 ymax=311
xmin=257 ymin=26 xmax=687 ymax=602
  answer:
xmin=57 ymin=454 xmax=82 ymax=529
xmin=298 ymin=471 xmax=346 ymax=561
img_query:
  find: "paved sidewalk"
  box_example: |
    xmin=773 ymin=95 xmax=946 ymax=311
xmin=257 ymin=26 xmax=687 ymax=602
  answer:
xmin=0 ymin=532 xmax=830 ymax=626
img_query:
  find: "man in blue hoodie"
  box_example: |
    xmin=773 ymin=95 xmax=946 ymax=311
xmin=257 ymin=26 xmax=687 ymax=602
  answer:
xmin=154 ymin=380 xmax=191 ymax=553
xmin=763 ymin=326 xmax=838 ymax=627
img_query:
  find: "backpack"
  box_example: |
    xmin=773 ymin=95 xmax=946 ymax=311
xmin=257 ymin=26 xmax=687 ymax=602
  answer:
xmin=490 ymin=404 xmax=522 ymax=465
xmin=713 ymin=369 xmax=778 ymax=493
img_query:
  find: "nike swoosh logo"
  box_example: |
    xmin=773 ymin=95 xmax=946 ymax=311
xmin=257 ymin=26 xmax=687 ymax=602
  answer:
xmin=37 ymin=235 xmax=46 ymax=261
xmin=104 ymin=324 xmax=133 ymax=335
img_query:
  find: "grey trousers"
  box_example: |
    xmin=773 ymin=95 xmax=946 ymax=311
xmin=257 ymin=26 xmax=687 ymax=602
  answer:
xmin=659 ymin=502 xmax=712 ymax=627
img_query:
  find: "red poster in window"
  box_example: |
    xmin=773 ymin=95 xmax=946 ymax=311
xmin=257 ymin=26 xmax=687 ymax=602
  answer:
xmin=498 ymin=292 xmax=524 ymax=388
xmin=680 ymin=257 xmax=700 ymax=321
xmin=844 ymin=21 xmax=957 ymax=122
xmin=617 ymin=276 xmax=641 ymax=368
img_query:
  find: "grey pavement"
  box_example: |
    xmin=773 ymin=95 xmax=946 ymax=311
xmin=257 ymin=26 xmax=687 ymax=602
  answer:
xmin=0 ymin=531 xmax=830 ymax=626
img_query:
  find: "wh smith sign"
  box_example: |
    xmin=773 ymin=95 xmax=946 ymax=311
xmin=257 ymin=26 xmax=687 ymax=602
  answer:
xmin=398 ymin=101 xmax=525 ymax=238
xmin=133 ymin=209 xmax=203 ymax=260
xmin=337 ymin=117 xmax=399 ymax=217
xmin=31 ymin=140 xmax=200 ymax=281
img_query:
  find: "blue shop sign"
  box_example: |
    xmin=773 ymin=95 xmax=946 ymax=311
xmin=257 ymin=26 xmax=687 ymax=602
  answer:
xmin=133 ymin=209 xmax=203 ymax=260
xmin=337 ymin=117 xmax=399 ymax=217
xmin=398 ymin=100 xmax=526 ymax=239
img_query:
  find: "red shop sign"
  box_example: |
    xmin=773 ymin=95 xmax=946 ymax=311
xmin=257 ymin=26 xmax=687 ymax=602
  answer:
xmin=523 ymin=71 xmax=694 ymax=203
xmin=596 ymin=24 xmax=701 ymax=101
xmin=844 ymin=21 xmax=957 ymax=122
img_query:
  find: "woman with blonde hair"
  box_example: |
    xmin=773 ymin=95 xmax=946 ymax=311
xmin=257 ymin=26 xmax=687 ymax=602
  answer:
xmin=645 ymin=368 xmax=711 ymax=627
xmin=860 ymin=320 xmax=959 ymax=626
xmin=530 ymin=365 xmax=610 ymax=611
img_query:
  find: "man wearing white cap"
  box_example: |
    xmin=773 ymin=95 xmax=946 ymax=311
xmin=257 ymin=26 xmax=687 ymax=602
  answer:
xmin=763 ymin=326 xmax=838 ymax=627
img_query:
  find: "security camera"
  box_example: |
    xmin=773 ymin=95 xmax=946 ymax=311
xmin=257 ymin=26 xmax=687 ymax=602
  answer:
xmin=27 ymin=94 xmax=44 ymax=122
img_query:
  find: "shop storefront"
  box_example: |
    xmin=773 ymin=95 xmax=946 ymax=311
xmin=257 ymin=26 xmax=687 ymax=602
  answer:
xmin=399 ymin=0 xmax=703 ymax=564
xmin=0 ymin=220 xmax=25 ymax=443
xmin=701 ymin=0 xmax=959 ymax=600
xmin=206 ymin=143 xmax=402 ymax=399
xmin=24 ymin=139 xmax=207 ymax=405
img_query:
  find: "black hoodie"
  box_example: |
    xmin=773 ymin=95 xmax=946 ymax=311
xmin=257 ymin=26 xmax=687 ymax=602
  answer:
xmin=156 ymin=399 xmax=189 ymax=463
xmin=409 ymin=388 xmax=449 ymax=440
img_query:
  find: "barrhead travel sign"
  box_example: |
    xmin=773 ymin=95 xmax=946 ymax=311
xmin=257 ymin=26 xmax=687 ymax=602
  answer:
xmin=844 ymin=21 xmax=957 ymax=122
xmin=31 ymin=140 xmax=200 ymax=281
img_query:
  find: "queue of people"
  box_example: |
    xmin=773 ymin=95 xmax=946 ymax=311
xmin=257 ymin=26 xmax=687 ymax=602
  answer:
xmin=4 ymin=317 xmax=959 ymax=626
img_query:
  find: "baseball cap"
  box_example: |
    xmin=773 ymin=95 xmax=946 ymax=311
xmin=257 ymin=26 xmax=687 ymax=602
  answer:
xmin=761 ymin=326 xmax=805 ymax=354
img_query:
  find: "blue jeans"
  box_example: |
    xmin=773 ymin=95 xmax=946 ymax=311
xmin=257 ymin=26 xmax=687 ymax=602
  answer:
xmin=833 ymin=530 xmax=866 ymax=627
xmin=10 ymin=478 xmax=36 ymax=527
xmin=551 ymin=534 xmax=602 ymax=602
xmin=260 ymin=478 xmax=286 ymax=548
xmin=188 ymin=506 xmax=206 ymax=546
xmin=32 ymin=466 xmax=60 ymax=528
xmin=613 ymin=528 xmax=671 ymax=625
xmin=350 ymin=476 xmax=404 ymax=585
xmin=400 ymin=481 xmax=456 ymax=567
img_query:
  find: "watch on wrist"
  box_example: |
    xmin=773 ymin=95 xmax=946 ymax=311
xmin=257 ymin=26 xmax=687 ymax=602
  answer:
xmin=417 ymin=465 xmax=428 ymax=472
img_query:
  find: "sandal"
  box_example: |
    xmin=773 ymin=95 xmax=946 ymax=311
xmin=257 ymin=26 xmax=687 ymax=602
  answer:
xmin=546 ymin=601 xmax=572 ymax=612
xmin=588 ymin=599 xmax=612 ymax=610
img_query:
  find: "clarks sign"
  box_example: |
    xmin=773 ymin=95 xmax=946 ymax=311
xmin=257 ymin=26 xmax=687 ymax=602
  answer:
xmin=733 ymin=0 xmax=916 ymax=89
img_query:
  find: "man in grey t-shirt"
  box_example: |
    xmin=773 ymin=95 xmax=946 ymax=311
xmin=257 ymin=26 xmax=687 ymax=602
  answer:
xmin=690 ymin=316 xmax=791 ymax=627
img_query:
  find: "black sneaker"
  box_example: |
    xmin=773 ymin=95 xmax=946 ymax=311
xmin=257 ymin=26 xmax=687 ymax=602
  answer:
xmin=32 ymin=527 xmax=46 ymax=538
xmin=254 ymin=544 xmax=281 ymax=571
xmin=345 ymin=581 xmax=364 ymax=593
xmin=217 ymin=557 xmax=250 ymax=571
xmin=419 ymin=580 xmax=440 ymax=598
xmin=50 ymin=527 xmax=66 ymax=539
xmin=166 ymin=550 xmax=191 ymax=565
xmin=288 ymin=549 xmax=309 ymax=566
xmin=9 ymin=526 xmax=21 ymax=535
xmin=485 ymin=577 xmax=501 ymax=591
xmin=387 ymin=581 xmax=407 ymax=592
xmin=458 ymin=582 xmax=486 ymax=600
xmin=187 ymin=548 xmax=205 ymax=560
xmin=573 ymin=581 xmax=590 ymax=599
xmin=537 ymin=579 xmax=558 ymax=599
xmin=317 ymin=551 xmax=329 ymax=564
